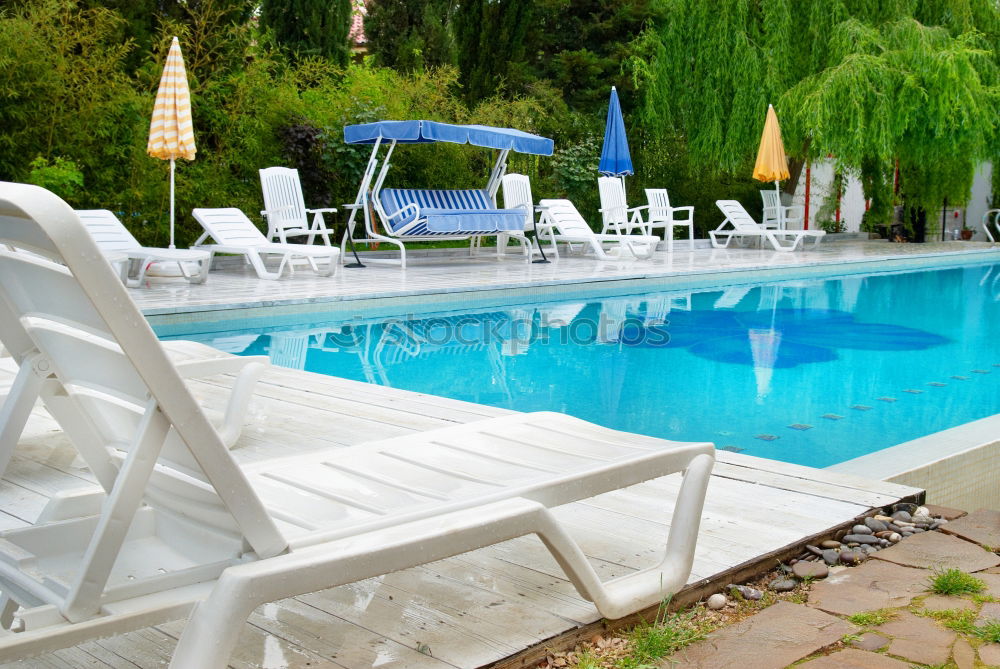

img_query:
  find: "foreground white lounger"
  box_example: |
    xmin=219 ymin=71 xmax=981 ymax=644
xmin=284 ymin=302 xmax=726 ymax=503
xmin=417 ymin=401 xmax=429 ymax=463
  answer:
xmin=193 ymin=207 xmax=340 ymax=280
xmin=0 ymin=182 xmax=714 ymax=668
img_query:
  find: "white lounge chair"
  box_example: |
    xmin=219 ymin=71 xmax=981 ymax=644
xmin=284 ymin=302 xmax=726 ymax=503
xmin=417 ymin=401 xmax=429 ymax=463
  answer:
xmin=0 ymin=182 xmax=714 ymax=668
xmin=192 ymin=207 xmax=340 ymax=280
xmin=537 ymin=198 xmax=660 ymax=260
xmin=760 ymin=190 xmax=804 ymax=230
xmin=75 ymin=210 xmax=211 ymax=287
xmin=645 ymin=188 xmax=695 ymax=252
xmin=259 ymin=167 xmax=336 ymax=245
xmin=598 ymin=176 xmax=649 ymax=236
xmin=711 ymin=200 xmax=825 ymax=251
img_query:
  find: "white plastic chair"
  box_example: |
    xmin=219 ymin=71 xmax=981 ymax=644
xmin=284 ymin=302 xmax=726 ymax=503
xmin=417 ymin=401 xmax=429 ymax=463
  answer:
xmin=644 ymin=189 xmax=695 ymax=252
xmin=500 ymin=173 xmax=547 ymax=258
xmin=76 ymin=210 xmax=211 ymax=287
xmin=711 ymin=200 xmax=825 ymax=252
xmin=760 ymin=190 xmax=804 ymax=230
xmin=193 ymin=208 xmax=340 ymax=280
xmin=598 ymin=176 xmax=648 ymax=236
xmin=537 ymin=198 xmax=660 ymax=260
xmin=259 ymin=167 xmax=336 ymax=245
xmin=0 ymin=181 xmax=715 ymax=669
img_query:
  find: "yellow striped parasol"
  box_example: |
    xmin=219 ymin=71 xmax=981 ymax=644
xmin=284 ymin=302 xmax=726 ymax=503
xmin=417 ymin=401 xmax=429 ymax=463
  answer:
xmin=147 ymin=36 xmax=195 ymax=248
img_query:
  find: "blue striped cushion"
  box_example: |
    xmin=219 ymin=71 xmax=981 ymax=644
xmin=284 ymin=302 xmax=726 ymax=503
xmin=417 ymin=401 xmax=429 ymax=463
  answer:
xmin=379 ymin=189 xmax=520 ymax=235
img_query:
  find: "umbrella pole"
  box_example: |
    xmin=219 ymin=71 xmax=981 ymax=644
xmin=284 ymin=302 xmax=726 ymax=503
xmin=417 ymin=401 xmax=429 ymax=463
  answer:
xmin=774 ymin=180 xmax=782 ymax=230
xmin=169 ymin=158 xmax=176 ymax=249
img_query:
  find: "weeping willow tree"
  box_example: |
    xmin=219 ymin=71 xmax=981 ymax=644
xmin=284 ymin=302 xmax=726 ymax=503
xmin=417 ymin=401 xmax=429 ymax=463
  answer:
xmin=631 ymin=0 xmax=1000 ymax=224
xmin=784 ymin=17 xmax=999 ymax=220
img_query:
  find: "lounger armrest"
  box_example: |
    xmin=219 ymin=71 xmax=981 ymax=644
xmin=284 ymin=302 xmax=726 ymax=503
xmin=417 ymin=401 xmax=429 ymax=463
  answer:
xmin=175 ymin=355 xmax=270 ymax=379
xmin=261 ymin=204 xmax=297 ymax=219
xmin=306 ymin=208 xmax=337 ymax=215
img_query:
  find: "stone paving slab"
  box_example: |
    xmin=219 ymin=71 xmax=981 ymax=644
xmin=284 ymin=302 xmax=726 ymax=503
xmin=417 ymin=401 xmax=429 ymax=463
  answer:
xmin=979 ymin=642 xmax=1000 ymax=666
xmin=807 ymin=560 xmax=930 ymax=616
xmin=666 ymin=602 xmax=855 ymax=669
xmin=871 ymin=530 xmax=1000 ymax=572
xmin=952 ymin=637 xmax=975 ymax=669
xmin=940 ymin=509 xmax=1000 ymax=548
xmin=795 ymin=648 xmax=912 ymax=669
xmin=975 ymin=601 xmax=1000 ymax=625
xmin=923 ymin=504 xmax=968 ymax=521
xmin=977 ymin=571 xmax=1000 ymax=598
xmin=920 ymin=594 xmax=976 ymax=612
xmin=847 ymin=632 xmax=888 ymax=651
xmin=874 ymin=610 xmax=956 ymax=666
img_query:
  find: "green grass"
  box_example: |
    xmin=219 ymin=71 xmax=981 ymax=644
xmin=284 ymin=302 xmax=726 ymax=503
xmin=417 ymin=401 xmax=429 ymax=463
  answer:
xmin=918 ymin=607 xmax=978 ymax=634
xmin=574 ymin=650 xmax=606 ymax=669
xmin=846 ymin=609 xmax=897 ymax=627
xmin=616 ymin=604 xmax=711 ymax=669
xmin=975 ymin=620 xmax=1000 ymax=643
xmin=927 ymin=568 xmax=985 ymax=596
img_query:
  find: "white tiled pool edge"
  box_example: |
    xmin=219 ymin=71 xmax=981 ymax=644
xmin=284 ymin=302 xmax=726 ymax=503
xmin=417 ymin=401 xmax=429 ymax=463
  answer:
xmin=830 ymin=414 xmax=1000 ymax=510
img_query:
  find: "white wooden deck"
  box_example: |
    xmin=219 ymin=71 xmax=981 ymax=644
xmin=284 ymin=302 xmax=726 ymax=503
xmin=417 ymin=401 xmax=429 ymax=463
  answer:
xmin=2 ymin=357 xmax=920 ymax=669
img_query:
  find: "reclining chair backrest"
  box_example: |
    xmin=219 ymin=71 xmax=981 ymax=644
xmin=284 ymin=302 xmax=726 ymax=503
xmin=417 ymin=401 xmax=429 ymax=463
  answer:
xmin=0 ymin=183 xmax=285 ymax=560
xmin=500 ymin=174 xmax=534 ymax=231
xmin=260 ymin=166 xmax=310 ymax=240
xmin=716 ymin=200 xmax=762 ymax=231
xmin=76 ymin=209 xmax=142 ymax=252
xmin=598 ymin=176 xmax=630 ymax=228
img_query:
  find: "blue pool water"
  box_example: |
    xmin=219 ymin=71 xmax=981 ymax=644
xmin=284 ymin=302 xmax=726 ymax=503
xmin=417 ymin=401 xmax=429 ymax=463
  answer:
xmin=158 ymin=262 xmax=1000 ymax=468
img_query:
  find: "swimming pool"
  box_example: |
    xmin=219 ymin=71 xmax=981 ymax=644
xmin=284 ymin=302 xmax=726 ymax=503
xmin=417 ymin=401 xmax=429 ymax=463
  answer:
xmin=158 ymin=261 xmax=1000 ymax=468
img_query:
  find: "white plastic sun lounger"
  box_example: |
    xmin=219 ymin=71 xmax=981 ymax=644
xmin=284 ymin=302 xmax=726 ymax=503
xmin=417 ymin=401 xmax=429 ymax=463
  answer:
xmin=538 ymin=198 xmax=660 ymax=260
xmin=192 ymin=207 xmax=340 ymax=280
xmin=0 ymin=182 xmax=714 ymax=668
xmin=711 ymin=200 xmax=825 ymax=252
xmin=75 ymin=210 xmax=211 ymax=287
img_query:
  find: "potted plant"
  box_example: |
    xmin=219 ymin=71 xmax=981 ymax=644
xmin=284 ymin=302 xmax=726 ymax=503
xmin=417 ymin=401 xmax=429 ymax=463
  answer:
xmin=960 ymin=225 xmax=974 ymax=241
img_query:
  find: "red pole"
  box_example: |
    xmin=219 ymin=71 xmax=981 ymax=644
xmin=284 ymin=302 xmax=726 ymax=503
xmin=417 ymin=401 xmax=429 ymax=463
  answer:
xmin=804 ymin=162 xmax=811 ymax=230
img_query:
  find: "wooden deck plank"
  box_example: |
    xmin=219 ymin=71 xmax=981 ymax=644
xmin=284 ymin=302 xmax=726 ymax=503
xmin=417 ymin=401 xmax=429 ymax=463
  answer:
xmin=0 ymin=323 xmax=925 ymax=669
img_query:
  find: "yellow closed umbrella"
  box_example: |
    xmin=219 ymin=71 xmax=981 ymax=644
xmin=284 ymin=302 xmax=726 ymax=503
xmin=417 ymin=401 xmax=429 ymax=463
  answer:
xmin=752 ymin=104 xmax=789 ymax=219
xmin=147 ymin=36 xmax=195 ymax=249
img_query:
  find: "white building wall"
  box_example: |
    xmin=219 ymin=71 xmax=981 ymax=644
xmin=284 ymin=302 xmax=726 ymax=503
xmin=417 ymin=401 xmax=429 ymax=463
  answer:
xmin=791 ymin=159 xmax=994 ymax=238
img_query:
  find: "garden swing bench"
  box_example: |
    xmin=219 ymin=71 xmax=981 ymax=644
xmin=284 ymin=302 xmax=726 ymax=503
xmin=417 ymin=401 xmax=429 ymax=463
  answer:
xmin=341 ymin=120 xmax=554 ymax=268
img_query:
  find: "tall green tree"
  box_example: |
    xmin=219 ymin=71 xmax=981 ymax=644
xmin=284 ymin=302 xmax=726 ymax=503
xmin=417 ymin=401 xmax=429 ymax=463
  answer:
xmin=525 ymin=0 xmax=665 ymax=113
xmin=260 ymin=0 xmax=352 ymax=65
xmin=631 ymin=0 xmax=1000 ymax=221
xmin=454 ymin=0 xmax=533 ymax=104
xmin=365 ymin=0 xmax=456 ymax=72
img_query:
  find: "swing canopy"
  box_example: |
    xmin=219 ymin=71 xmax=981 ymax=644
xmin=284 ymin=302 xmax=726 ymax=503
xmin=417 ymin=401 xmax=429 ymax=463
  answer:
xmin=344 ymin=120 xmax=554 ymax=156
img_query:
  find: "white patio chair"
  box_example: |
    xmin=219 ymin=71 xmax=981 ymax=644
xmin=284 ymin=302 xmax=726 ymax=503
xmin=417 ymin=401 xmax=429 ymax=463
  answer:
xmin=75 ymin=210 xmax=211 ymax=287
xmin=259 ymin=166 xmax=336 ymax=245
xmin=598 ymin=176 xmax=648 ymax=236
xmin=644 ymin=189 xmax=695 ymax=252
xmin=760 ymin=190 xmax=804 ymax=230
xmin=500 ymin=173 xmax=547 ymax=258
xmin=537 ymin=198 xmax=660 ymax=260
xmin=0 ymin=181 xmax=714 ymax=668
xmin=711 ymin=200 xmax=825 ymax=252
xmin=193 ymin=207 xmax=340 ymax=280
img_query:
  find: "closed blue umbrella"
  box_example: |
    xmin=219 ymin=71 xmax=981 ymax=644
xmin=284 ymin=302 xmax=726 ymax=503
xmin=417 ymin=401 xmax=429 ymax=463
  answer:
xmin=598 ymin=87 xmax=633 ymax=177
